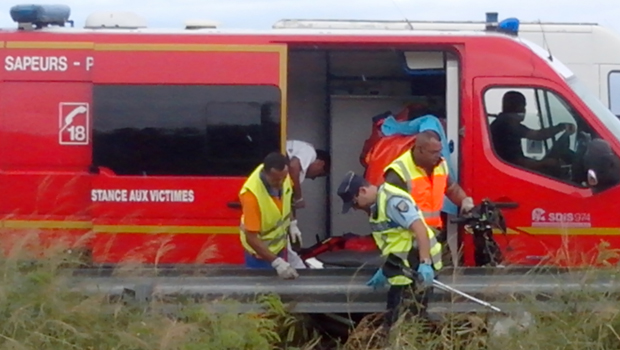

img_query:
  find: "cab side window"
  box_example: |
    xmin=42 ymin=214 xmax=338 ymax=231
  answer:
xmin=483 ymin=86 xmax=609 ymax=188
xmin=609 ymin=71 xmax=620 ymax=118
xmin=92 ymin=85 xmax=281 ymax=176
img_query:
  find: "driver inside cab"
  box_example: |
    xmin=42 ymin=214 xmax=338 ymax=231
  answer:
xmin=490 ymin=91 xmax=576 ymax=177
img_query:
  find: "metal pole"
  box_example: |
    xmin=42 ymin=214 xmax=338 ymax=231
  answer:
xmin=385 ymin=253 xmax=504 ymax=313
xmin=432 ymin=279 xmax=502 ymax=312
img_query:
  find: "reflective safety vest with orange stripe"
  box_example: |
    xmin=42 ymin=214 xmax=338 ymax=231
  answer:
xmin=239 ymin=164 xmax=293 ymax=256
xmin=384 ymin=149 xmax=449 ymax=229
xmin=369 ymin=183 xmax=443 ymax=286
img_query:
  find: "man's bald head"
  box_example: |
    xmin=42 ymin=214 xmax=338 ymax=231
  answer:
xmin=415 ymin=130 xmax=441 ymax=147
xmin=413 ymin=130 xmax=442 ymax=168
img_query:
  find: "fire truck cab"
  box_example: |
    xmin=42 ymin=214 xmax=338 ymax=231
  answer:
xmin=1 ymin=5 xmax=620 ymax=267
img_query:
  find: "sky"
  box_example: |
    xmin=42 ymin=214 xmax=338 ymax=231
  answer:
xmin=1 ymin=0 xmax=620 ymax=34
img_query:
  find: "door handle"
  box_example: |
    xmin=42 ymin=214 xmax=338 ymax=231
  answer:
xmin=227 ymin=201 xmax=242 ymax=209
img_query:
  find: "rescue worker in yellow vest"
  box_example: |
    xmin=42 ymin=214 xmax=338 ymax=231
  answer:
xmin=239 ymin=152 xmax=299 ymax=279
xmin=384 ymin=130 xmax=474 ymax=231
xmin=337 ymin=171 xmax=443 ymax=335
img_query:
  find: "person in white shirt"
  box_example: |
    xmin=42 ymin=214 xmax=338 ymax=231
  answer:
xmin=285 ymin=140 xmax=331 ymax=268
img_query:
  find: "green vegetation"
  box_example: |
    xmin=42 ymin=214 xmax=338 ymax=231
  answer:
xmin=343 ymin=303 xmax=620 ymax=350
xmin=0 ymin=237 xmax=619 ymax=349
xmin=341 ymin=241 xmax=620 ymax=350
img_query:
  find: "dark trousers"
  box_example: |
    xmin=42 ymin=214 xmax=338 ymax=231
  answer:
xmin=381 ymin=248 xmax=435 ymax=329
xmin=383 ymin=281 xmax=432 ymax=328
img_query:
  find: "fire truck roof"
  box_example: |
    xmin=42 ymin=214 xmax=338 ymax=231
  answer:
xmin=3 ymin=4 xmax=574 ymax=81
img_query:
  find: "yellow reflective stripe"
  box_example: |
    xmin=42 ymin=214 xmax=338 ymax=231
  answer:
xmin=263 ymin=233 xmax=288 ymax=247
xmin=4 ymin=220 xmax=92 ymax=230
xmin=381 ymin=183 xmax=443 ymax=270
xmin=4 ymin=220 xmax=620 ymax=238
xmin=371 ymin=183 xmax=444 ymax=277
xmin=412 ymin=231 xmax=443 ymax=270
xmin=410 ymin=157 xmax=448 ymax=179
xmin=392 ymin=159 xmax=412 ymax=192
xmin=95 ymin=225 xmax=238 ymax=234
xmin=240 ymin=212 xmax=292 ymax=237
xmin=238 ymin=163 xmax=293 ymax=256
xmin=1 ymin=220 xmax=241 ymax=234
xmin=516 ymin=227 xmax=620 ymax=236
xmin=441 ymin=158 xmax=449 ymax=175
xmin=388 ymin=275 xmax=413 ymax=286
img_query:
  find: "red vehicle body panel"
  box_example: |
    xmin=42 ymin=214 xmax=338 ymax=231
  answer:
xmin=0 ymin=28 xmax=619 ymax=267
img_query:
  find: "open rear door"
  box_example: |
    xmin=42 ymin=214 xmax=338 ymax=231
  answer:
xmin=89 ymin=42 xmax=287 ymax=265
xmin=443 ymin=52 xmax=462 ymax=266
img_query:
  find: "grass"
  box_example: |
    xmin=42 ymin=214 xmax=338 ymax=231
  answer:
xmin=342 ymin=302 xmax=620 ymax=350
xmin=340 ymin=240 xmax=620 ymax=350
xmin=1 ymin=232 xmax=620 ymax=349
xmin=0 ymin=255 xmax=284 ymax=349
xmin=0 ymin=231 xmax=316 ymax=350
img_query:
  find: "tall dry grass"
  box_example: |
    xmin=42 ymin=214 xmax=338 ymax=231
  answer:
xmin=0 ymin=229 xmax=323 ymax=350
xmin=1 ymin=229 xmax=620 ymax=349
xmin=341 ymin=240 xmax=620 ymax=350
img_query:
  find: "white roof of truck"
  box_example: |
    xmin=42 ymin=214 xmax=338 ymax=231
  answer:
xmin=3 ymin=11 xmax=577 ymax=81
xmin=272 ymin=19 xmax=601 ymax=32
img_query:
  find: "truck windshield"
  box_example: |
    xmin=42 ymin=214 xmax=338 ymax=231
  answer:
xmin=566 ymin=75 xmax=620 ymax=144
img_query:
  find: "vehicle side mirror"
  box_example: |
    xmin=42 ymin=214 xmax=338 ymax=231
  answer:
xmin=587 ymin=169 xmax=598 ymax=187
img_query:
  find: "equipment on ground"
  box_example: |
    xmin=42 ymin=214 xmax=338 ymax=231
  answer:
xmin=383 ymin=253 xmax=502 ymax=313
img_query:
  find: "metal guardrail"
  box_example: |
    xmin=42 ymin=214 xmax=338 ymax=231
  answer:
xmin=63 ymin=265 xmax=620 ymax=315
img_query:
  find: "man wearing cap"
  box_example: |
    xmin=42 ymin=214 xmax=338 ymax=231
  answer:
xmin=337 ymin=171 xmax=443 ymax=338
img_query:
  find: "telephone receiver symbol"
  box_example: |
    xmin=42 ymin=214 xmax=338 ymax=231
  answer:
xmin=64 ymin=105 xmax=88 ymax=126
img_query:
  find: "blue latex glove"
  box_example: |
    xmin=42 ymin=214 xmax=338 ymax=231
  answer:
xmin=366 ymin=269 xmax=387 ymax=290
xmin=417 ymin=263 xmax=435 ymax=287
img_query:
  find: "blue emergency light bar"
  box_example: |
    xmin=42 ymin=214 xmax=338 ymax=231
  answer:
xmin=485 ymin=12 xmax=520 ymax=36
xmin=10 ymin=4 xmax=72 ymax=28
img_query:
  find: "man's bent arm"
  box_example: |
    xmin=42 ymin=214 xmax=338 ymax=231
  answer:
xmin=444 ymin=171 xmax=468 ymax=205
xmin=409 ymin=220 xmax=431 ymax=261
xmin=289 ymin=157 xmax=303 ymax=201
xmin=385 ymin=196 xmax=431 ymax=261
xmin=525 ymin=124 xmax=566 ymax=141
xmin=445 ymin=183 xmax=468 ymax=205
xmin=244 ymin=232 xmax=278 ymax=262
xmin=240 ymin=191 xmax=278 ymax=262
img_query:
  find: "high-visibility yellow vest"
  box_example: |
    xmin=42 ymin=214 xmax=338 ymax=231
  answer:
xmin=369 ymin=183 xmax=443 ymax=286
xmin=239 ymin=164 xmax=293 ymax=256
xmin=384 ymin=150 xmax=449 ymax=229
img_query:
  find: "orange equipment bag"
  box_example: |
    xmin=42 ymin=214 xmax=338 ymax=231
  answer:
xmin=363 ymin=134 xmax=417 ymax=185
xmin=360 ymin=103 xmax=430 ymax=185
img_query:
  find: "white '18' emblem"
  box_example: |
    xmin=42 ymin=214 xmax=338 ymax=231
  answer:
xmin=59 ymin=102 xmax=89 ymax=145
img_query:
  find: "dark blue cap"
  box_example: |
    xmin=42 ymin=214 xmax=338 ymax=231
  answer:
xmin=337 ymin=171 xmax=366 ymax=214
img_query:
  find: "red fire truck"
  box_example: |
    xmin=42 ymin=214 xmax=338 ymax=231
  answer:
xmin=1 ymin=5 xmax=620 ymax=268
